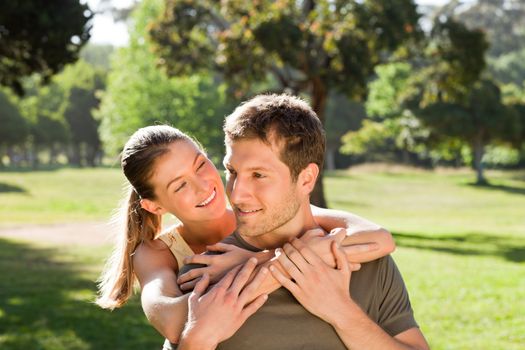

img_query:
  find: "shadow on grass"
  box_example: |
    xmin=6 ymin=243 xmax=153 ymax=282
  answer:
xmin=466 ymin=182 xmax=525 ymax=196
xmin=0 ymin=239 xmax=160 ymax=350
xmin=393 ymin=232 xmax=525 ymax=263
xmin=0 ymin=182 xmax=26 ymax=193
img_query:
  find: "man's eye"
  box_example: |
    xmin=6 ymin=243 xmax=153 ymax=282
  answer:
xmin=197 ymin=161 xmax=206 ymax=171
xmin=175 ymin=182 xmax=187 ymax=192
xmin=254 ymin=172 xmax=264 ymax=178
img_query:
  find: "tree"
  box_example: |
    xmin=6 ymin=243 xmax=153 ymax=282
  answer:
xmin=406 ymin=19 xmax=519 ymax=184
xmin=341 ymin=62 xmax=431 ymax=165
xmin=324 ymin=94 xmax=366 ymax=170
xmin=149 ymin=0 xmax=422 ymax=207
xmin=434 ymin=0 xmax=525 ymax=58
xmin=0 ymin=1 xmax=92 ymax=95
xmin=96 ymin=0 xmax=232 ymax=162
xmin=489 ymin=48 xmax=525 ymax=86
xmin=56 ymin=61 xmax=105 ymax=166
xmin=0 ymin=90 xmax=28 ymax=166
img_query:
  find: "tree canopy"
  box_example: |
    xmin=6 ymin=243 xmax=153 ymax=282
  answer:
xmin=0 ymin=1 xmax=92 ymax=95
xmin=149 ymin=0 xmax=422 ymax=206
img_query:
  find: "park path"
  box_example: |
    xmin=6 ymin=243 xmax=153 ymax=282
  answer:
xmin=0 ymin=221 xmax=114 ymax=246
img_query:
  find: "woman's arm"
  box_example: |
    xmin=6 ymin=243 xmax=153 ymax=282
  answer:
xmin=133 ymin=241 xmax=189 ymax=344
xmin=177 ymin=244 xmax=274 ymax=291
xmin=311 ymin=205 xmax=395 ymax=262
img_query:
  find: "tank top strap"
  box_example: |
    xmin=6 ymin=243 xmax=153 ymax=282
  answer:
xmin=157 ymin=225 xmax=195 ymax=270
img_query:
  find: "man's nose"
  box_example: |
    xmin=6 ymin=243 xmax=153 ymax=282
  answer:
xmin=228 ymin=176 xmax=252 ymax=205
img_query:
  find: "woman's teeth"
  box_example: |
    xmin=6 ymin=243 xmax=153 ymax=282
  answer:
xmin=196 ymin=189 xmax=216 ymax=207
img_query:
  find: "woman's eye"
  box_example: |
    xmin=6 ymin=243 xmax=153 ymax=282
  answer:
xmin=197 ymin=161 xmax=206 ymax=171
xmin=175 ymin=182 xmax=187 ymax=192
xmin=254 ymin=172 xmax=264 ymax=178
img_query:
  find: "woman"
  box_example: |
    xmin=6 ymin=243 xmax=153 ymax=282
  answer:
xmin=96 ymin=125 xmax=394 ymax=343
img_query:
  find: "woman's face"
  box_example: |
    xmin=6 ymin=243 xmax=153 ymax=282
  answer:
xmin=146 ymin=140 xmax=227 ymax=224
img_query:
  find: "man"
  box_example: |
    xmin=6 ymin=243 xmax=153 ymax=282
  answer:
xmin=178 ymin=94 xmax=429 ymax=349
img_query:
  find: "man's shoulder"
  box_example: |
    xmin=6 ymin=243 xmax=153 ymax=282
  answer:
xmin=351 ymin=255 xmax=403 ymax=289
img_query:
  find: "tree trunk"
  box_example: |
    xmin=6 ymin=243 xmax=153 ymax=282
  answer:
xmin=68 ymin=143 xmax=82 ymax=167
xmin=325 ymin=146 xmax=336 ymax=171
xmin=472 ymin=136 xmax=487 ymax=185
xmin=7 ymin=146 xmax=18 ymax=166
xmin=310 ymin=77 xmax=328 ymax=208
xmin=49 ymin=143 xmax=59 ymax=165
xmin=30 ymin=143 xmax=39 ymax=169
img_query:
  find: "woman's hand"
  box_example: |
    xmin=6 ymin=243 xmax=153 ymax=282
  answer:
xmin=178 ymin=243 xmax=256 ymax=291
xmin=179 ymin=258 xmax=268 ymax=350
xmin=301 ymin=228 xmax=380 ymax=266
xmin=269 ymin=238 xmax=358 ymax=325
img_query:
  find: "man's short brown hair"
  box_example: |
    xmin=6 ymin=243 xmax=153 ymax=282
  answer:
xmin=224 ymin=94 xmax=325 ymax=180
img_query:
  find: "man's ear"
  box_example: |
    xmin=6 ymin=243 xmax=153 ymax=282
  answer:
xmin=140 ymin=198 xmax=167 ymax=216
xmin=297 ymin=163 xmax=319 ymax=195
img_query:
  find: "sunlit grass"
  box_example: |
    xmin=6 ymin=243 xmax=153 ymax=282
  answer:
xmin=0 ymin=167 xmax=126 ymax=226
xmin=325 ymin=167 xmax=525 ymax=349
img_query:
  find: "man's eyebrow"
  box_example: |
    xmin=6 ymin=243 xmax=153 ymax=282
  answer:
xmin=246 ymin=166 xmax=273 ymax=172
xmin=166 ymin=152 xmax=201 ymax=189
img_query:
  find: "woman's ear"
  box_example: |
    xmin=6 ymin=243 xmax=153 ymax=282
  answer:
xmin=140 ymin=198 xmax=166 ymax=215
xmin=297 ymin=163 xmax=319 ymax=195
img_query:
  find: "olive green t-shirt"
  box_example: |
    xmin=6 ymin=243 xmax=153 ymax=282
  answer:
xmin=177 ymin=232 xmax=418 ymax=350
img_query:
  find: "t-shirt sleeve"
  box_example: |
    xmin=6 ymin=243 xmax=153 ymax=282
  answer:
xmin=377 ymin=255 xmax=419 ymax=337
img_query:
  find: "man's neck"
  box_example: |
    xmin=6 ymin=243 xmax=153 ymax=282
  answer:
xmin=240 ymin=205 xmax=320 ymax=249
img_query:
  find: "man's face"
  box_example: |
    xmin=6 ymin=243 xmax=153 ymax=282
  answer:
xmin=223 ymin=137 xmax=302 ymax=238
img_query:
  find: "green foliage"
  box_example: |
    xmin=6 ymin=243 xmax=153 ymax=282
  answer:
xmin=401 ymin=18 xmax=523 ymax=182
xmin=438 ymin=0 xmax=525 ymax=58
xmin=325 ymin=94 xmax=366 ymax=148
xmin=366 ymin=62 xmax=412 ymax=119
xmin=80 ymin=44 xmax=115 ymax=71
xmin=340 ymin=119 xmax=394 ymax=157
xmin=483 ymin=145 xmax=520 ymax=168
xmin=340 ymin=113 xmax=430 ymax=163
xmin=489 ymin=48 xmax=525 ymax=86
xmin=150 ymin=0 xmax=421 ymax=107
xmin=427 ymin=18 xmax=488 ymax=101
xmin=96 ymin=0 xmax=230 ymax=161
xmin=0 ymin=89 xmax=28 ymax=146
xmin=0 ymin=1 xmax=92 ymax=95
xmin=342 ymin=62 xmax=432 ymax=164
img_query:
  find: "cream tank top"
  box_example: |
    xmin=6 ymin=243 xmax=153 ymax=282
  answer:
xmin=156 ymin=226 xmax=194 ymax=269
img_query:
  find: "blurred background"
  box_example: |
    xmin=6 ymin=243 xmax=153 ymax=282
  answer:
xmin=0 ymin=0 xmax=524 ymax=349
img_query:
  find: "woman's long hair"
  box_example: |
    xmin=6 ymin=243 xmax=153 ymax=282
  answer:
xmin=96 ymin=125 xmax=194 ymax=309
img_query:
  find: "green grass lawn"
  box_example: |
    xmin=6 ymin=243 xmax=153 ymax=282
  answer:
xmin=0 ymin=167 xmax=126 ymax=226
xmin=325 ymin=166 xmax=525 ymax=350
xmin=1 ymin=166 xmax=524 ymax=349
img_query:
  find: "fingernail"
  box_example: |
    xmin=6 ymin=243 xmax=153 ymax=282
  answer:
xmin=260 ymin=267 xmax=268 ymax=274
xmin=269 ymin=266 xmax=275 ymax=272
xmin=249 ymin=257 xmax=257 ymax=264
